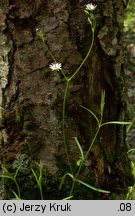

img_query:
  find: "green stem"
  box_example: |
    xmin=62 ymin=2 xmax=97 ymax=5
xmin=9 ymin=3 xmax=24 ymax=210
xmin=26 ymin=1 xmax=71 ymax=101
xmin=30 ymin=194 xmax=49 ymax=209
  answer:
xmin=62 ymin=28 xmax=94 ymax=174
xmin=40 ymin=35 xmax=56 ymax=62
xmin=69 ymin=126 xmax=100 ymax=196
xmin=62 ymin=25 xmax=94 ymax=174
xmin=69 ymin=28 xmax=95 ymax=196
xmin=14 ymin=180 xmax=21 ymax=198
xmin=60 ymin=70 xmax=69 ymax=81
xmin=69 ymin=28 xmax=95 ymax=81
xmin=62 ymin=80 xmax=73 ymax=174
xmin=39 ymin=186 xmax=43 ymax=200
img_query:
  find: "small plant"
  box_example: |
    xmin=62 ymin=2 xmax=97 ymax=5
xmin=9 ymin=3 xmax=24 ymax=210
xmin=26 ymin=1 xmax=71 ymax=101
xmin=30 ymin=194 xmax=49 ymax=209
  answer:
xmin=59 ymin=91 xmax=131 ymax=197
xmin=31 ymin=161 xmax=44 ymax=200
xmin=126 ymin=161 xmax=135 ymax=200
xmin=0 ymin=165 xmax=21 ymax=199
xmin=126 ymin=121 xmax=135 ymax=200
xmin=126 ymin=117 xmax=135 ymax=134
xmin=0 ymin=3 xmax=132 ymax=200
xmin=0 ymin=162 xmax=46 ymax=200
xmin=37 ymin=2 xmax=97 ymax=176
xmin=36 ymin=3 xmax=132 ymax=198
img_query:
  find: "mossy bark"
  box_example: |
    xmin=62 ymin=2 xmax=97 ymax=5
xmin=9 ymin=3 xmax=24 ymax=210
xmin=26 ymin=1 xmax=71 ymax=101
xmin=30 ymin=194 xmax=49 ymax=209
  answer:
xmin=0 ymin=0 xmax=134 ymax=199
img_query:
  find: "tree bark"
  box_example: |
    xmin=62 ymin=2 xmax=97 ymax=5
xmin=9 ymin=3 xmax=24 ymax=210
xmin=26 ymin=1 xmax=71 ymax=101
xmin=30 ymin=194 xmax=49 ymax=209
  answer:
xmin=0 ymin=0 xmax=133 ymax=199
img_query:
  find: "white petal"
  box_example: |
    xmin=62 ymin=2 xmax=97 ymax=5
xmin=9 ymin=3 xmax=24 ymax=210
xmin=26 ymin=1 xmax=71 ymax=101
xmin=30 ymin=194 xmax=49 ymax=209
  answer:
xmin=49 ymin=62 xmax=62 ymax=71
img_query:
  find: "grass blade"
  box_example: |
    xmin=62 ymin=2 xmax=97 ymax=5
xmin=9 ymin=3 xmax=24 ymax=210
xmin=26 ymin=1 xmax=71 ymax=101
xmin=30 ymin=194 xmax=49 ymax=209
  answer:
xmin=100 ymin=91 xmax=105 ymax=114
xmin=63 ymin=196 xmax=73 ymax=200
xmin=80 ymin=105 xmax=99 ymax=126
xmin=14 ymin=164 xmax=22 ymax=179
xmin=126 ymin=118 xmax=135 ymax=133
xmin=10 ymin=189 xmax=21 ymax=200
xmin=76 ymin=179 xmax=110 ymax=193
xmin=0 ymin=175 xmax=14 ymax=181
xmin=31 ymin=169 xmax=39 ymax=187
xmin=74 ymin=137 xmax=84 ymax=159
xmin=127 ymin=148 xmax=135 ymax=154
xmin=59 ymin=173 xmax=74 ymax=190
xmin=100 ymin=91 xmax=105 ymax=124
xmin=101 ymin=121 xmax=132 ymax=127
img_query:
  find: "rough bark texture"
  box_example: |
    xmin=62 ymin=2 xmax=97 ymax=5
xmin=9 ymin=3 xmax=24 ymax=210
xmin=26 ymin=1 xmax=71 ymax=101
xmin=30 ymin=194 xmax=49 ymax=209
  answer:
xmin=0 ymin=0 xmax=134 ymax=199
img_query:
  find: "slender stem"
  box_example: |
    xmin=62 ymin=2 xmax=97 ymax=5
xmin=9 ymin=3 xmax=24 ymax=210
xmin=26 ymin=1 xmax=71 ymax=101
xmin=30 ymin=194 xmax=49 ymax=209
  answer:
xmin=62 ymin=28 xmax=94 ymax=175
xmin=69 ymin=28 xmax=95 ymax=81
xmin=40 ymin=35 xmax=56 ymax=62
xmin=62 ymin=27 xmax=94 ymax=176
xmin=62 ymin=80 xmax=73 ymax=174
xmin=60 ymin=69 xmax=69 ymax=81
xmin=84 ymin=126 xmax=100 ymax=161
xmin=69 ymin=126 xmax=100 ymax=196
xmin=15 ymin=180 xmax=21 ymax=198
xmin=40 ymin=186 xmax=43 ymax=200
xmin=69 ymin=28 xmax=95 ymax=196
xmin=40 ymin=34 xmax=69 ymax=82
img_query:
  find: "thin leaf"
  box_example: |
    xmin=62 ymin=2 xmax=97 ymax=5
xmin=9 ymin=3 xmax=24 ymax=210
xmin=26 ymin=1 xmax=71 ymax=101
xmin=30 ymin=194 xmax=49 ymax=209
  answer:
xmin=32 ymin=164 xmax=43 ymax=200
xmin=76 ymin=158 xmax=83 ymax=167
xmin=2 ymin=167 xmax=10 ymax=176
xmin=32 ymin=169 xmax=40 ymax=187
xmin=126 ymin=118 xmax=135 ymax=133
xmin=100 ymin=91 xmax=105 ymax=112
xmin=10 ymin=189 xmax=21 ymax=200
xmin=39 ymin=161 xmax=43 ymax=184
xmin=14 ymin=164 xmax=22 ymax=179
xmin=101 ymin=121 xmax=132 ymax=127
xmin=126 ymin=124 xmax=132 ymax=133
xmin=127 ymin=148 xmax=135 ymax=154
xmin=100 ymin=91 xmax=105 ymax=123
xmin=84 ymin=10 xmax=90 ymax=16
xmin=88 ymin=17 xmax=92 ymax=27
xmin=2 ymin=166 xmax=9 ymax=173
xmin=59 ymin=173 xmax=74 ymax=190
xmin=74 ymin=137 xmax=84 ymax=159
xmin=76 ymin=179 xmax=110 ymax=193
xmin=80 ymin=105 xmax=99 ymax=125
xmin=63 ymin=196 xmax=73 ymax=200
xmin=0 ymin=175 xmax=14 ymax=181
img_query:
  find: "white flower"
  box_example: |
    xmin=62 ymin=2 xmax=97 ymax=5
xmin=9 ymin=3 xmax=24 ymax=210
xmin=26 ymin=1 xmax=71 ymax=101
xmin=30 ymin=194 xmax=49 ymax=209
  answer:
xmin=49 ymin=62 xmax=62 ymax=71
xmin=85 ymin=3 xmax=97 ymax=11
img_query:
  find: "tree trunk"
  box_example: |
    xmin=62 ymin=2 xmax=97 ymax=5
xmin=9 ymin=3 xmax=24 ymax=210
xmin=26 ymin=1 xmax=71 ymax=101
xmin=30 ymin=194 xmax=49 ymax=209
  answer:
xmin=0 ymin=0 xmax=133 ymax=199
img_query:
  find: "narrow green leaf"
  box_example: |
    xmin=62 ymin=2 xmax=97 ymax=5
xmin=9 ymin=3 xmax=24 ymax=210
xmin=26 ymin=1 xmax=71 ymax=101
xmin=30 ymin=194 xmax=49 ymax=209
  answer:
xmin=74 ymin=137 xmax=84 ymax=159
xmin=63 ymin=196 xmax=73 ymax=200
xmin=32 ymin=164 xmax=43 ymax=200
xmin=76 ymin=179 xmax=110 ymax=193
xmin=2 ymin=167 xmax=10 ymax=176
xmin=76 ymin=158 xmax=83 ymax=167
xmin=14 ymin=164 xmax=22 ymax=179
xmin=0 ymin=175 xmax=14 ymax=181
xmin=59 ymin=173 xmax=74 ymax=190
xmin=2 ymin=166 xmax=9 ymax=173
xmin=126 ymin=124 xmax=132 ymax=133
xmin=80 ymin=105 xmax=99 ymax=125
xmin=31 ymin=169 xmax=40 ymax=187
xmin=126 ymin=118 xmax=135 ymax=133
xmin=100 ymin=91 xmax=105 ymax=123
xmin=101 ymin=121 xmax=132 ymax=127
xmin=39 ymin=161 xmax=43 ymax=184
xmin=88 ymin=17 xmax=92 ymax=27
xmin=84 ymin=10 xmax=90 ymax=16
xmin=10 ymin=189 xmax=21 ymax=200
xmin=127 ymin=148 xmax=135 ymax=154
